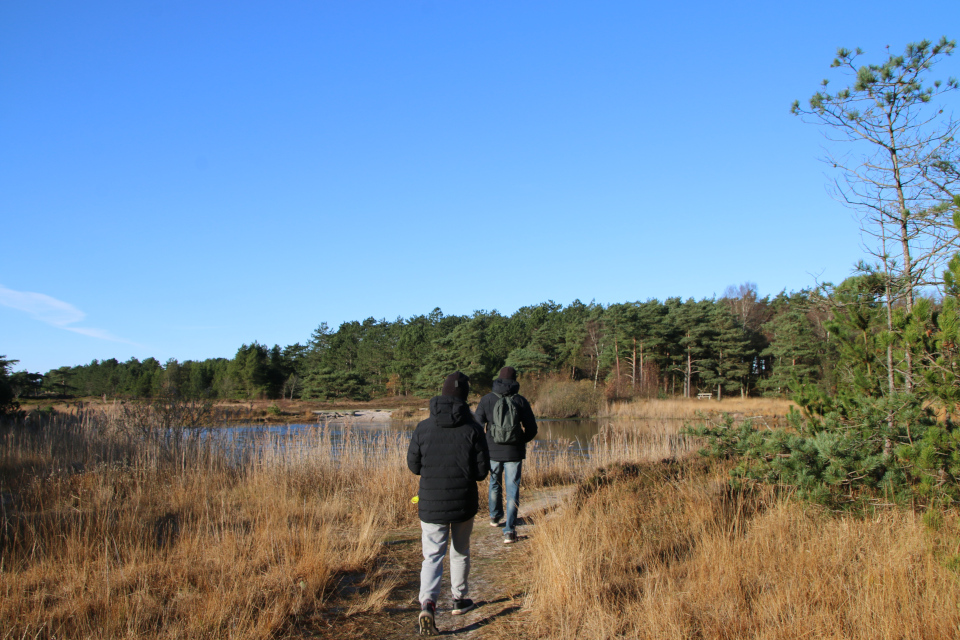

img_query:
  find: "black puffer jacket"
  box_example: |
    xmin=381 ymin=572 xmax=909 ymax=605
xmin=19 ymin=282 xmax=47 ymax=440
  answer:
xmin=474 ymin=378 xmax=538 ymax=462
xmin=407 ymin=395 xmax=490 ymax=524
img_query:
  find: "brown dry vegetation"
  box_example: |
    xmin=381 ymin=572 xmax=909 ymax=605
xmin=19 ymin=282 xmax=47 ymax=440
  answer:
xmin=526 ymin=378 xmax=798 ymax=421
xmin=600 ymin=395 xmax=797 ymax=420
xmin=0 ymin=407 xmax=418 ymax=639
xmin=522 ymin=401 xmax=960 ymax=640
xmin=3 ymin=397 xmax=958 ymax=639
xmin=530 ymin=378 xmax=606 ymax=418
xmin=17 ymin=396 xmax=431 ymax=426
xmin=525 ymin=458 xmax=960 ymax=639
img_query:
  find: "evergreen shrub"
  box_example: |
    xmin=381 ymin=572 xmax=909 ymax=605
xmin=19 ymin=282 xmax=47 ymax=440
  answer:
xmin=685 ymin=393 xmax=960 ymax=509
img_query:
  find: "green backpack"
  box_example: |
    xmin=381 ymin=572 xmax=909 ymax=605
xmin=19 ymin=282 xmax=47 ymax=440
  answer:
xmin=490 ymin=393 xmax=523 ymax=445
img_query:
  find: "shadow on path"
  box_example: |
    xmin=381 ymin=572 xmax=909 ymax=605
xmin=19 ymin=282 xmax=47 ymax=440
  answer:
xmin=439 ymin=597 xmax=522 ymax=636
xmin=295 ymin=485 xmax=573 ymax=639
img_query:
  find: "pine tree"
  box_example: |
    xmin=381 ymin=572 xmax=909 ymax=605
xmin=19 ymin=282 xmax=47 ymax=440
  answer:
xmin=702 ymin=305 xmax=754 ymax=399
xmin=792 ymin=37 xmax=959 ymax=310
xmin=669 ymin=299 xmax=715 ymax=398
xmin=793 ymin=38 xmax=960 ymax=390
xmin=760 ymin=297 xmax=824 ymax=396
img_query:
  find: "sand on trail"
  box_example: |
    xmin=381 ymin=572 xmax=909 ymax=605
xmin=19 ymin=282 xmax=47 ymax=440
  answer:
xmin=298 ymin=485 xmax=574 ymax=639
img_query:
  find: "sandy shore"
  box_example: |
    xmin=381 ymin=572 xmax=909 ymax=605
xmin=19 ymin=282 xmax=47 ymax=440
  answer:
xmin=312 ymin=409 xmax=395 ymax=422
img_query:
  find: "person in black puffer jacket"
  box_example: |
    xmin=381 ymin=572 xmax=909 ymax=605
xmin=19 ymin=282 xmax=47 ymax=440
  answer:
xmin=407 ymin=372 xmax=489 ymax=635
xmin=473 ymin=366 xmax=538 ymax=544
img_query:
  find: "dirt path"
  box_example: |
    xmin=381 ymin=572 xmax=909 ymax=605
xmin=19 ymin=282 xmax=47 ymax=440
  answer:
xmin=294 ymin=486 xmax=573 ymax=639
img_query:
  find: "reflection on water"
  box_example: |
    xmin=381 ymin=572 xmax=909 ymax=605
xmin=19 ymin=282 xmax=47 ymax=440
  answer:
xmin=203 ymin=421 xmax=407 ymax=463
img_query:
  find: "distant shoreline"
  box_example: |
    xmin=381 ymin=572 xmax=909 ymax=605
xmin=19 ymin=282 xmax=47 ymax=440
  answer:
xmin=16 ymin=397 xmax=428 ymax=426
xmin=312 ymin=409 xmax=394 ymax=422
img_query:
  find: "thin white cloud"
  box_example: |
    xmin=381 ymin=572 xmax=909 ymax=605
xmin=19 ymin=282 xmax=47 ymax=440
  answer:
xmin=0 ymin=284 xmax=85 ymax=326
xmin=0 ymin=284 xmax=139 ymax=345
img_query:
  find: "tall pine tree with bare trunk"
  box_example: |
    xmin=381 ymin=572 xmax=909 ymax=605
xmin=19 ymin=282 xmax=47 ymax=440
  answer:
xmin=792 ymin=37 xmax=960 ymax=391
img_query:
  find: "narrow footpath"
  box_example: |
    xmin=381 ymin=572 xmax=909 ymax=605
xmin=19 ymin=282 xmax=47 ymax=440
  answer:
xmin=294 ymin=487 xmax=573 ymax=639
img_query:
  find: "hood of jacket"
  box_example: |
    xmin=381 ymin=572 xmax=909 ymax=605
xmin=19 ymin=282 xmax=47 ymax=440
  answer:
xmin=429 ymin=395 xmax=473 ymax=428
xmin=491 ymin=378 xmax=520 ymax=396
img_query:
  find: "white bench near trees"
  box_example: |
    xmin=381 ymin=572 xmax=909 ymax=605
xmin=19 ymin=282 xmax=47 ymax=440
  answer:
xmin=696 ymin=392 xmax=713 ymax=400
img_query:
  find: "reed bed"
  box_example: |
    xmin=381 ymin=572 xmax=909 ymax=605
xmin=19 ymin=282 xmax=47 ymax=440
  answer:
xmin=0 ymin=407 xmax=418 ymax=640
xmin=600 ymin=396 xmax=796 ymax=420
xmin=525 ymin=405 xmax=704 ymax=489
xmin=524 ymin=458 xmax=960 ymax=640
xmin=524 ymin=438 xmax=588 ymax=489
xmin=590 ymin=418 xmax=700 ymax=467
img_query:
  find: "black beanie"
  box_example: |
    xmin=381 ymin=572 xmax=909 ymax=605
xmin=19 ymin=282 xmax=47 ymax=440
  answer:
xmin=441 ymin=372 xmax=470 ymax=400
xmin=498 ymin=366 xmax=517 ymax=381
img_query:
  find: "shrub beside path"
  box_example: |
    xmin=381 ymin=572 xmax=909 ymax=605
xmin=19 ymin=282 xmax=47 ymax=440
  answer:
xmin=294 ymin=486 xmax=574 ymax=639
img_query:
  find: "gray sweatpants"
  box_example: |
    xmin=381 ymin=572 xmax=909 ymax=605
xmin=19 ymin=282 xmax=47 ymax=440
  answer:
xmin=419 ymin=519 xmax=473 ymax=605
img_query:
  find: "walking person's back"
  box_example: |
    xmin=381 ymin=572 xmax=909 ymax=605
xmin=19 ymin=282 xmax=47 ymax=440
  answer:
xmin=407 ymin=372 xmax=490 ymax=635
xmin=473 ymin=366 xmax=538 ymax=544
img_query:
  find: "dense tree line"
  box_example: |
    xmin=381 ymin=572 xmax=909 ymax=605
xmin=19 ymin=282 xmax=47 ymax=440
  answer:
xmin=4 ymin=287 xmax=845 ymax=404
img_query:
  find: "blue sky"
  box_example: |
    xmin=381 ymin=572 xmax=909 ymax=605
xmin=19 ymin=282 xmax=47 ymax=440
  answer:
xmin=3 ymin=1 xmax=959 ymax=374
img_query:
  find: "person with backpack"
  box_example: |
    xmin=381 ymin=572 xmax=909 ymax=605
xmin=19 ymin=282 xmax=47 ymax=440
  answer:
xmin=473 ymin=366 xmax=538 ymax=544
xmin=407 ymin=371 xmax=490 ymax=636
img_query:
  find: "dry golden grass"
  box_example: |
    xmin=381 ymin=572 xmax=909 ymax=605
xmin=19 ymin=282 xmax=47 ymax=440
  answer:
xmin=524 ymin=451 xmax=960 ymax=639
xmin=524 ymin=398 xmax=751 ymax=490
xmin=590 ymin=418 xmax=700 ymax=467
xmin=600 ymin=396 xmax=796 ymax=420
xmin=8 ymin=398 xmax=958 ymax=639
xmin=524 ymin=438 xmax=588 ymax=489
xmin=0 ymin=408 xmax=418 ymax=639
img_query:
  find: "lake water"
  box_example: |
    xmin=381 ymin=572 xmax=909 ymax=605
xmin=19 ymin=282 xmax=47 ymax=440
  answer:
xmin=199 ymin=414 xmax=706 ymax=467
xmin=209 ymin=418 xmax=602 ymax=457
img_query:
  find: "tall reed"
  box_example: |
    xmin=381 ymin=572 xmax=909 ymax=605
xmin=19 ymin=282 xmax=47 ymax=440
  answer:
xmin=0 ymin=407 xmax=418 ymax=639
xmin=590 ymin=419 xmax=699 ymax=467
xmin=523 ymin=437 xmax=588 ymax=489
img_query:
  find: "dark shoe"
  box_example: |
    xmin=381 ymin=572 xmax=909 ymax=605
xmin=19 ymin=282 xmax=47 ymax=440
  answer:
xmin=418 ymin=601 xmax=438 ymax=636
xmin=451 ymin=598 xmax=475 ymax=615
xmin=503 ymin=531 xmax=517 ymax=544
xmin=489 ymin=518 xmax=500 ymax=527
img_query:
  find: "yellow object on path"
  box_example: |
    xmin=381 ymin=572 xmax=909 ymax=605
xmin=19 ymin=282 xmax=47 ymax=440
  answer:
xmin=411 ymin=495 xmax=419 ymax=504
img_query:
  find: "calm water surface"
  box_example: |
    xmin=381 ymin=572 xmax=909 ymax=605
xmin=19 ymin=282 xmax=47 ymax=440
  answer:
xmin=211 ymin=418 xmax=603 ymax=456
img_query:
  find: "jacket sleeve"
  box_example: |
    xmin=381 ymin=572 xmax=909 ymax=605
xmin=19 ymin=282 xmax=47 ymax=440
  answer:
xmin=521 ymin=399 xmax=538 ymax=444
xmin=406 ymin=429 xmax=422 ymax=475
xmin=474 ymin=397 xmax=488 ymax=430
xmin=473 ymin=424 xmax=490 ymax=481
